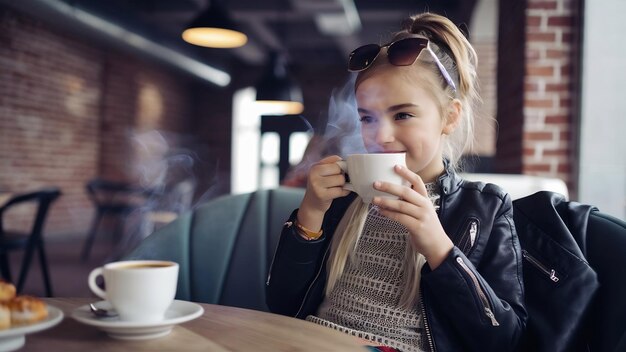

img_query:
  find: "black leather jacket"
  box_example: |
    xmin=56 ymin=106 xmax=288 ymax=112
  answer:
xmin=267 ymin=165 xmax=527 ymax=351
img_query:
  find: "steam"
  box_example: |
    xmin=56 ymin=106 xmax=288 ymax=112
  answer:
xmin=285 ymin=75 xmax=366 ymax=182
xmin=110 ymin=130 xmax=202 ymax=258
xmin=131 ymin=130 xmax=196 ymax=200
xmin=324 ymin=74 xmax=367 ymax=157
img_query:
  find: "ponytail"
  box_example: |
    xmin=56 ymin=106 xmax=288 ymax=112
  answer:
xmin=406 ymin=13 xmax=480 ymax=170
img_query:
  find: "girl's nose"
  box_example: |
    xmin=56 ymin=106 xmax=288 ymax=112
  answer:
xmin=375 ymin=120 xmax=395 ymax=145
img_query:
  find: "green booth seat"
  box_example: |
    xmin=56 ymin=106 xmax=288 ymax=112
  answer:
xmin=124 ymin=187 xmax=305 ymax=312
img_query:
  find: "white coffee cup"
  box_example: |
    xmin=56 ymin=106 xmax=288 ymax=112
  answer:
xmin=336 ymin=153 xmax=407 ymax=204
xmin=88 ymin=260 xmax=179 ymax=323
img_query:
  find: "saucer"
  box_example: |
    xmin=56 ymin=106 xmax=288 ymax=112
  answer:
xmin=0 ymin=305 xmax=64 ymax=352
xmin=71 ymin=300 xmax=204 ymax=340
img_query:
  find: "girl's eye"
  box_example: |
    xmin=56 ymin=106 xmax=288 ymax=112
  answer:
xmin=359 ymin=115 xmax=375 ymax=124
xmin=394 ymin=112 xmax=414 ymax=121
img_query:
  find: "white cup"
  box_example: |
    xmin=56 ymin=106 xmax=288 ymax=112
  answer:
xmin=88 ymin=260 xmax=179 ymax=323
xmin=336 ymin=153 xmax=407 ymax=204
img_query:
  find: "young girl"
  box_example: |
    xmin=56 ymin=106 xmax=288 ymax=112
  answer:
xmin=266 ymin=13 xmax=527 ymax=352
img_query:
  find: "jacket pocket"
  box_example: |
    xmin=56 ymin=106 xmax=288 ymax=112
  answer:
xmin=522 ymin=249 xmax=561 ymax=283
xmin=456 ymin=218 xmax=479 ymax=254
xmin=455 ymin=257 xmax=500 ymax=326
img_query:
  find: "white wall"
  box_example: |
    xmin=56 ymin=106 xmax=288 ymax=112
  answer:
xmin=579 ymin=0 xmax=626 ymax=219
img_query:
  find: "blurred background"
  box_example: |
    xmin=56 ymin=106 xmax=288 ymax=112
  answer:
xmin=0 ymin=0 xmax=624 ymax=260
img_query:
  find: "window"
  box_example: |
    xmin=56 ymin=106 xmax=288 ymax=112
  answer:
xmin=232 ymin=88 xmax=311 ymax=193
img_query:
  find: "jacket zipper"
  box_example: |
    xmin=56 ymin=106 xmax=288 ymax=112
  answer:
xmin=266 ymin=222 xmax=294 ymax=286
xmin=455 ymin=257 xmax=500 ymax=326
xmin=294 ymin=245 xmax=331 ymax=317
xmin=468 ymin=221 xmax=477 ymax=247
xmin=522 ymin=249 xmax=560 ymax=283
xmin=458 ymin=219 xmax=478 ymax=253
xmin=266 ymin=243 xmax=279 ymax=286
xmin=420 ymin=293 xmax=436 ymax=352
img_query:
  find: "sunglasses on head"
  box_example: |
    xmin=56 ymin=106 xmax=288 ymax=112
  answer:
xmin=348 ymin=37 xmax=457 ymax=92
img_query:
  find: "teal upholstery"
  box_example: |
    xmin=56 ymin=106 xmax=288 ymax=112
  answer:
xmin=125 ymin=187 xmax=305 ymax=311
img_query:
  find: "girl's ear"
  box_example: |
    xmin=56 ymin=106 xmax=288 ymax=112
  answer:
xmin=442 ymin=99 xmax=462 ymax=135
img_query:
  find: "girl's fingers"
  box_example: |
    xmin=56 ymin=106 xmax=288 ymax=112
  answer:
xmin=311 ymin=155 xmax=344 ymax=177
xmin=394 ymin=165 xmax=428 ymax=198
xmin=373 ymin=196 xmax=416 ymax=217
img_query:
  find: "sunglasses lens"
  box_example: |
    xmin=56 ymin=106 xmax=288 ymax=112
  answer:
xmin=387 ymin=38 xmax=428 ymax=66
xmin=348 ymin=44 xmax=381 ymax=71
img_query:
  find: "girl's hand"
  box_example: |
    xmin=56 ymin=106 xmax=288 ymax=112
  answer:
xmin=372 ymin=165 xmax=453 ymax=269
xmin=297 ymin=155 xmax=351 ymax=231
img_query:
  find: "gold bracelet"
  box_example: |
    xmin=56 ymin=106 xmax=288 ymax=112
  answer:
xmin=294 ymin=220 xmax=323 ymax=241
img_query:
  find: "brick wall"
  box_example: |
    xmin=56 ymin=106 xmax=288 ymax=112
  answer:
xmin=0 ymin=5 xmax=341 ymax=238
xmin=0 ymin=8 xmax=101 ymax=236
xmin=523 ymin=0 xmax=581 ymax=192
xmin=496 ymin=0 xmax=582 ymax=194
xmin=0 ymin=7 xmax=206 ymax=237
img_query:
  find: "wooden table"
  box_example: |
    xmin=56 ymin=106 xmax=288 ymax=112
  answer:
xmin=24 ymin=298 xmax=367 ymax=351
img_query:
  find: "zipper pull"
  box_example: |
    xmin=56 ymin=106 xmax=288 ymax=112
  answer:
xmin=522 ymin=250 xmax=560 ymax=283
xmin=484 ymin=307 xmax=500 ymax=326
xmin=469 ymin=221 xmax=477 ymax=247
xmin=549 ymin=269 xmax=559 ymax=283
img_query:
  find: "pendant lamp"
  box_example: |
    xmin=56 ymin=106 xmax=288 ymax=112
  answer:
xmin=182 ymin=1 xmax=247 ymax=48
xmin=255 ymin=52 xmax=304 ymax=115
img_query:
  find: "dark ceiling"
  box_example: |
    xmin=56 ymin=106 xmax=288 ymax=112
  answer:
xmin=2 ymin=0 xmax=476 ymax=85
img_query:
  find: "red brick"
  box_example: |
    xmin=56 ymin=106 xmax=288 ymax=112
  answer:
xmin=525 ymin=131 xmax=554 ymax=141
xmin=560 ymin=98 xmax=572 ymax=108
xmin=527 ymin=15 xmax=543 ymax=27
xmin=562 ymin=32 xmax=575 ymax=43
xmin=527 ymin=1 xmax=558 ymax=10
xmin=545 ymin=114 xmax=569 ymax=124
xmin=524 ymin=163 xmax=552 ymax=172
xmin=525 ymin=98 xmax=554 ymax=108
xmin=561 ymin=64 xmax=572 ymax=76
xmin=546 ymin=83 xmax=569 ymax=92
xmin=527 ymin=65 xmax=555 ymax=77
xmin=523 ymin=148 xmax=536 ymax=156
xmin=525 ymin=82 xmax=540 ymax=93
xmin=547 ymin=16 xmax=572 ymax=27
xmin=557 ymin=163 xmax=572 ymax=174
xmin=527 ymin=32 xmax=557 ymax=43
xmin=546 ymin=49 xmax=568 ymax=59
xmin=544 ymin=148 xmax=569 ymax=157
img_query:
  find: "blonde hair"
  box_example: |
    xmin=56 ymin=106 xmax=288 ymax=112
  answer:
xmin=327 ymin=13 xmax=478 ymax=309
xmin=355 ymin=13 xmax=480 ymax=170
xmin=325 ymin=199 xmax=427 ymax=309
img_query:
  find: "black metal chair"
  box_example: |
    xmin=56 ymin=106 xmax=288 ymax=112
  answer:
xmin=81 ymin=179 xmax=151 ymax=261
xmin=0 ymin=188 xmax=61 ymax=297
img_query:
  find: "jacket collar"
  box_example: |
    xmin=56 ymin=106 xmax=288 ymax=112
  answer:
xmin=436 ymin=159 xmax=463 ymax=196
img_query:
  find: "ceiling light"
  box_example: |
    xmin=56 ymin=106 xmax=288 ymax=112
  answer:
xmin=255 ymin=52 xmax=304 ymax=115
xmin=182 ymin=1 xmax=247 ymax=49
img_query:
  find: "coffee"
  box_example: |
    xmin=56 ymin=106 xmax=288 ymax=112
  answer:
xmin=117 ymin=263 xmax=173 ymax=269
xmin=336 ymin=153 xmax=407 ymax=204
xmin=88 ymin=260 xmax=179 ymax=323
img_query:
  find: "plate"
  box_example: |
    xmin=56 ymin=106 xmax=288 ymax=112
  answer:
xmin=71 ymin=300 xmax=204 ymax=340
xmin=0 ymin=305 xmax=64 ymax=352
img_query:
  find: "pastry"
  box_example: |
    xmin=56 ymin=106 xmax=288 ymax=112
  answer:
xmin=0 ymin=281 xmax=16 ymax=303
xmin=7 ymin=296 xmax=48 ymax=326
xmin=0 ymin=304 xmax=9 ymax=330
